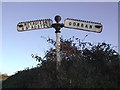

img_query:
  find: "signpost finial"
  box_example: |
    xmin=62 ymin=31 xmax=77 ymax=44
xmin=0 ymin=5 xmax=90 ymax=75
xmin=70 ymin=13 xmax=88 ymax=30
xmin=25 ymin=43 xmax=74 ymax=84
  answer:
xmin=55 ymin=15 xmax=61 ymax=23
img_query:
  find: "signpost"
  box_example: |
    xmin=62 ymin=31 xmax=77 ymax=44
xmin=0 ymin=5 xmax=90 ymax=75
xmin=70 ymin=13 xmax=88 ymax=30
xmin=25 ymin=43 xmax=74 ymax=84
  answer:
xmin=17 ymin=15 xmax=103 ymax=87
xmin=64 ymin=18 xmax=102 ymax=33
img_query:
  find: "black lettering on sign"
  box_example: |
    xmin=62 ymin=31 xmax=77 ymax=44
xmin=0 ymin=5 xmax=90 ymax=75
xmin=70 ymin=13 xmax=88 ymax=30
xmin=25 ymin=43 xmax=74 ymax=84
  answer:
xmin=85 ymin=25 xmax=88 ymax=28
xmin=69 ymin=22 xmax=72 ymax=26
xmin=77 ymin=23 xmax=80 ymax=27
xmin=73 ymin=22 xmax=76 ymax=26
xmin=81 ymin=24 xmax=84 ymax=27
xmin=32 ymin=26 xmax=34 ymax=29
xmin=89 ymin=25 xmax=92 ymax=29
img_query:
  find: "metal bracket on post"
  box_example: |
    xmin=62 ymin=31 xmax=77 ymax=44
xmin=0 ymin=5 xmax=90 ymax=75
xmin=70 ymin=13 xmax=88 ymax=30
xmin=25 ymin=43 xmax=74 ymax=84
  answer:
xmin=52 ymin=15 xmax=64 ymax=71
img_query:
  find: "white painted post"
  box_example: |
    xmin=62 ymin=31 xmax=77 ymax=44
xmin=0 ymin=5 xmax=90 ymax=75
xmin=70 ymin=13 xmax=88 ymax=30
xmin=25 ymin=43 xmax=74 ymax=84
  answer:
xmin=56 ymin=32 xmax=61 ymax=71
xmin=52 ymin=15 xmax=63 ymax=71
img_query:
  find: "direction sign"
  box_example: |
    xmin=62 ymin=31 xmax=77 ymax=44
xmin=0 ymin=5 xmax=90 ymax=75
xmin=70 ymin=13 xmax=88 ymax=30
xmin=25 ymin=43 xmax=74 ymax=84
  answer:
xmin=17 ymin=19 xmax=53 ymax=31
xmin=64 ymin=18 xmax=102 ymax=33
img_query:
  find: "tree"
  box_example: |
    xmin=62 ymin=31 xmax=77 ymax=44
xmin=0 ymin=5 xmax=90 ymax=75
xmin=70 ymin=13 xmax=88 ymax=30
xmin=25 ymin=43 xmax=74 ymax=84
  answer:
xmin=2 ymin=36 xmax=120 ymax=88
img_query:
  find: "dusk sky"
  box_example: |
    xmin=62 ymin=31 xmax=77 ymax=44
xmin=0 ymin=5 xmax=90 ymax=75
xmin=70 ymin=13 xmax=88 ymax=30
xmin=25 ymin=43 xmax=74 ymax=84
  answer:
xmin=1 ymin=2 xmax=118 ymax=75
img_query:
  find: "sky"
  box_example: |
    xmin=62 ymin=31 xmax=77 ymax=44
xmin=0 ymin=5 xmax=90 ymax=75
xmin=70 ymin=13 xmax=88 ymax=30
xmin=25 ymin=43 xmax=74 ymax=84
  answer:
xmin=1 ymin=2 xmax=119 ymax=75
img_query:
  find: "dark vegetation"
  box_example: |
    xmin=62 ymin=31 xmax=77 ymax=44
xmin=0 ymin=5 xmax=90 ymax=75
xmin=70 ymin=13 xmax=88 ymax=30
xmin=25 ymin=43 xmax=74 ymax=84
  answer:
xmin=2 ymin=36 xmax=120 ymax=88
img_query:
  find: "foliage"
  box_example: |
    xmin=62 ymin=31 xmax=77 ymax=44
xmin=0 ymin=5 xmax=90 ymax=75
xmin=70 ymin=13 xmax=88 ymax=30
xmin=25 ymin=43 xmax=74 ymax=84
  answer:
xmin=2 ymin=36 xmax=120 ymax=88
